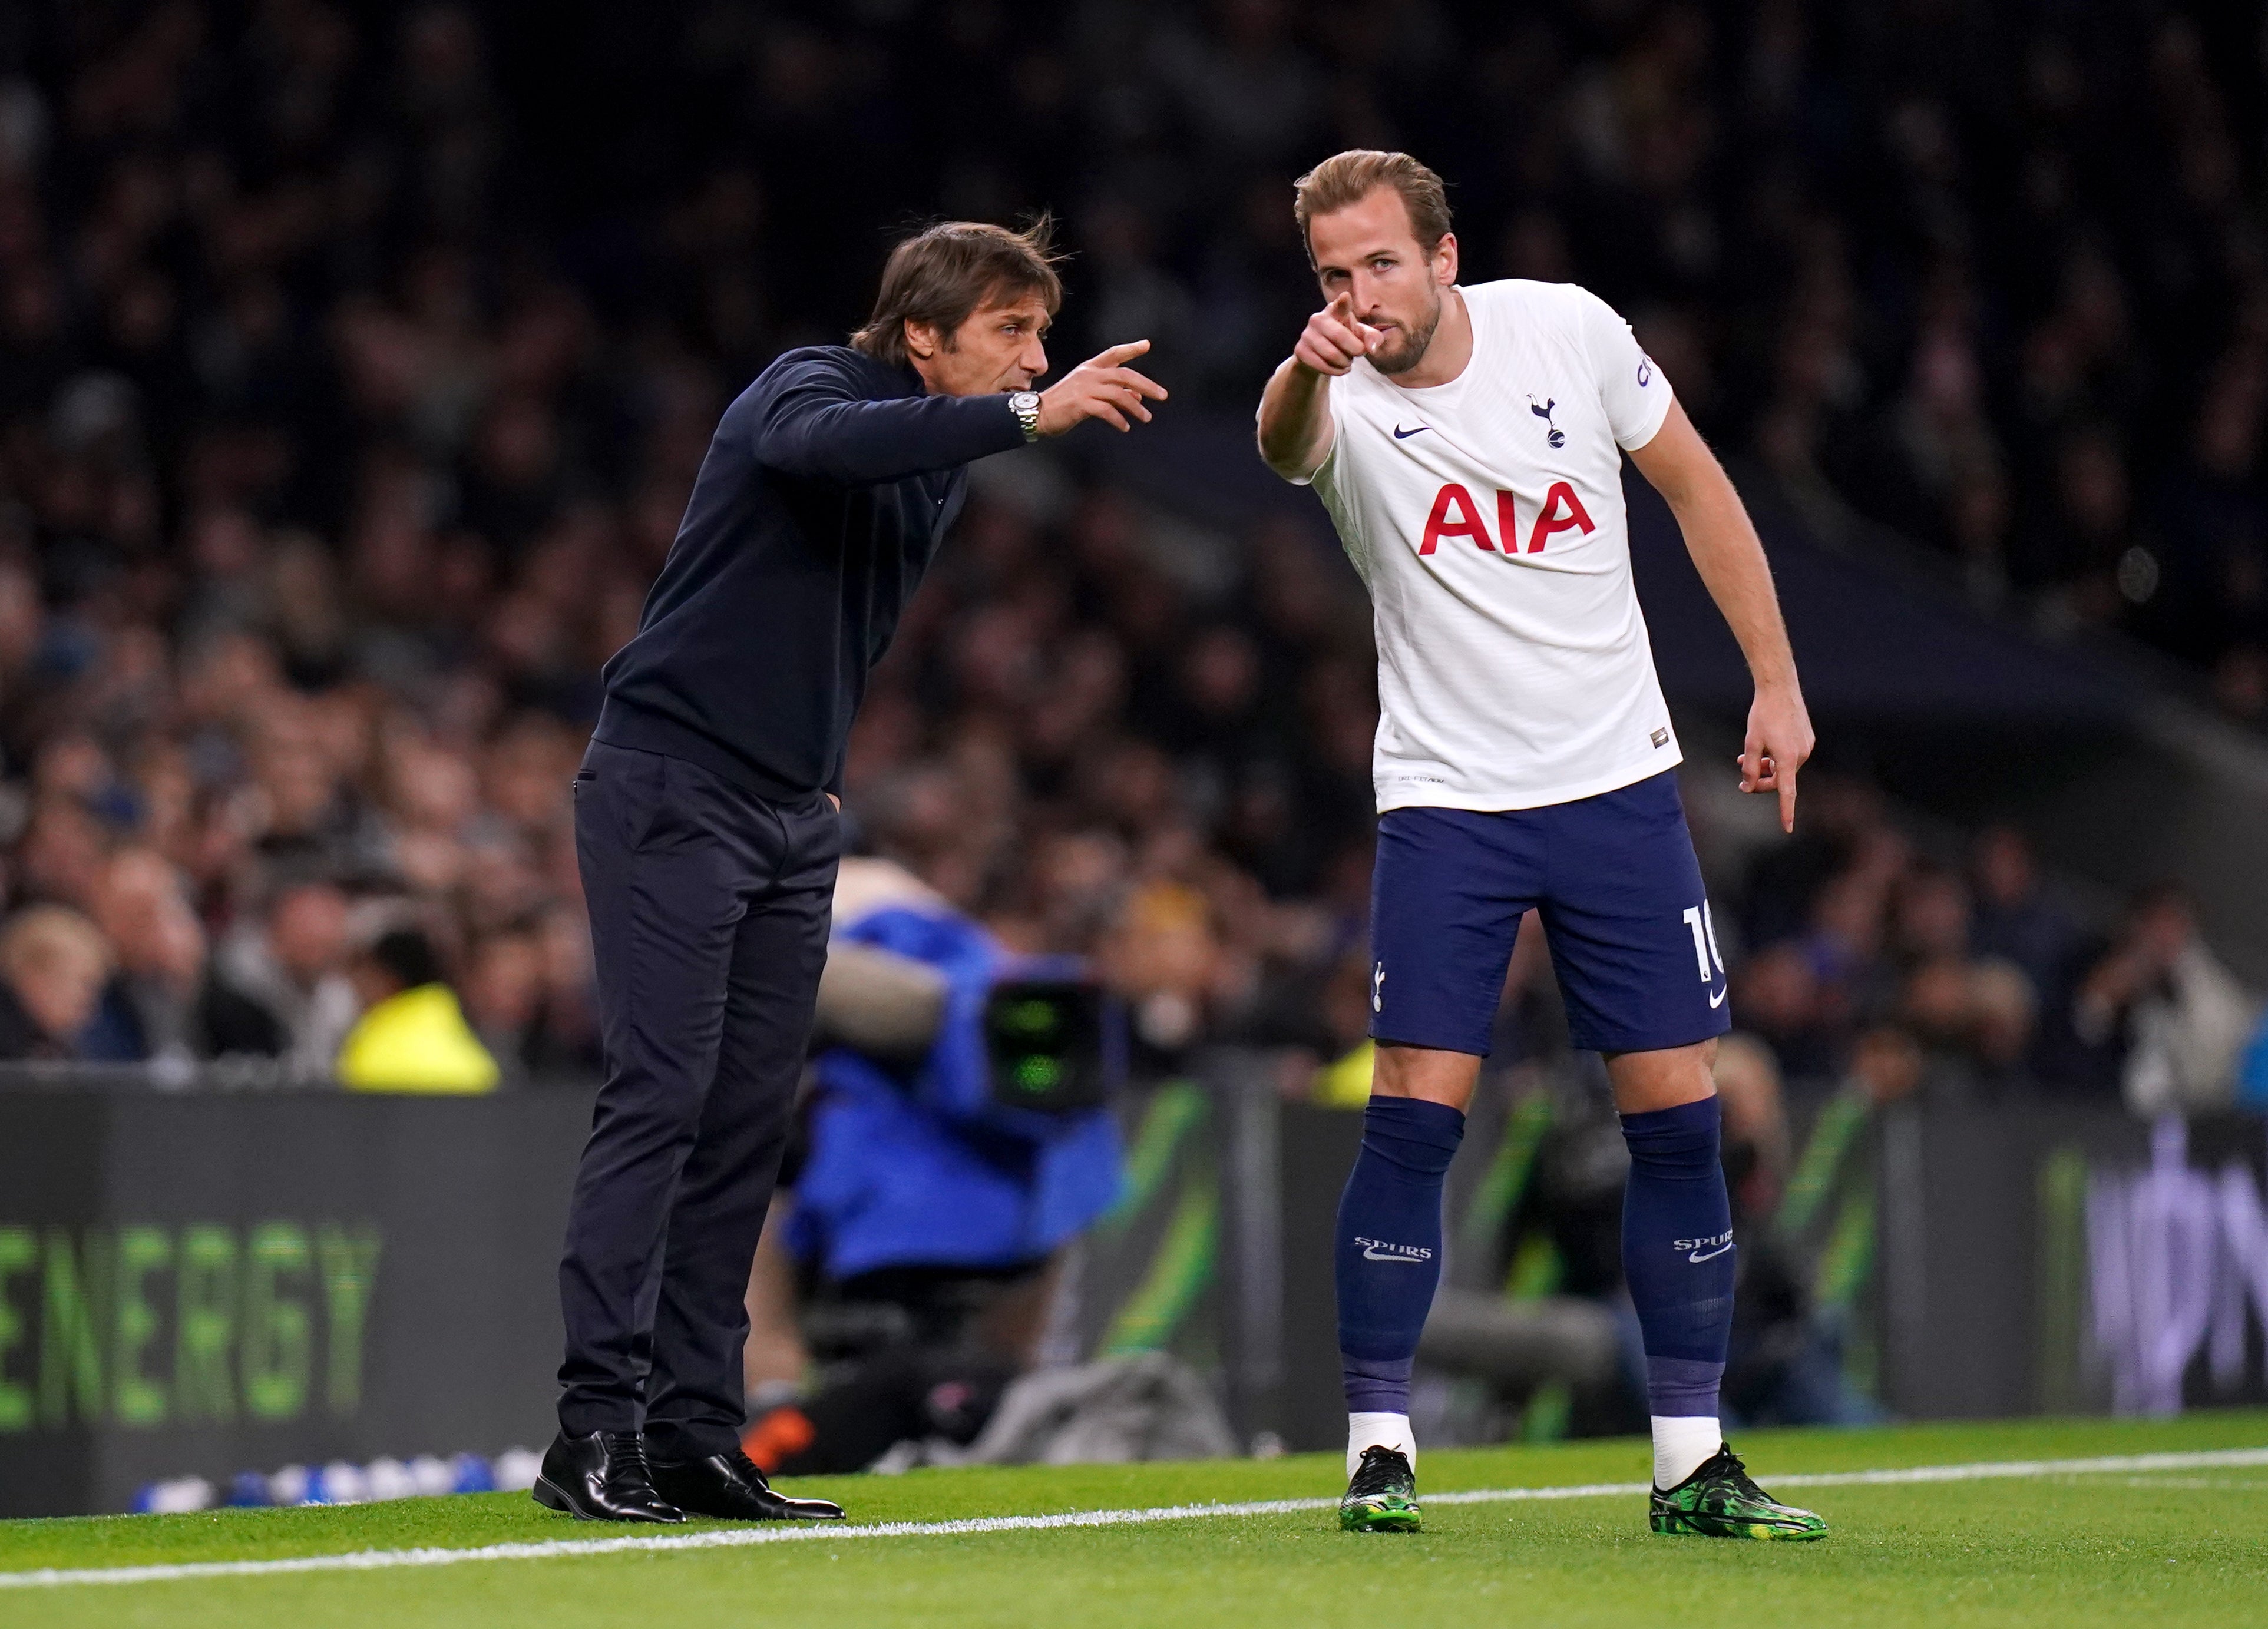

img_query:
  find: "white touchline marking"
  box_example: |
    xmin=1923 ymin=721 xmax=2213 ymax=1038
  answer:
xmin=4 ymin=1446 xmax=2266 ymax=1591
xmin=2108 ymin=1476 xmax=2268 ymax=1491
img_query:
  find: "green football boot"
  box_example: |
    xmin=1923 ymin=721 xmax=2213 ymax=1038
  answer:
xmin=1649 ymin=1445 xmax=1828 ymax=1540
xmin=1339 ymin=1445 xmax=1423 ymax=1533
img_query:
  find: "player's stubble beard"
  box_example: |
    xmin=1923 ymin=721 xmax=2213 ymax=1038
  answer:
xmin=1367 ymin=282 xmax=1443 ymax=377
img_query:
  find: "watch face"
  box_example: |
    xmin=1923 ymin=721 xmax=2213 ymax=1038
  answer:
xmin=1011 ymin=392 xmax=1040 ymax=411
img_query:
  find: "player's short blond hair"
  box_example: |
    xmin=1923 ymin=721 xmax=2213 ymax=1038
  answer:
xmin=1292 ymin=151 xmax=1453 ymax=267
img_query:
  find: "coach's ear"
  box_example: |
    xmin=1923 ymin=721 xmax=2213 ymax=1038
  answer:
xmin=903 ymin=317 xmax=942 ymax=362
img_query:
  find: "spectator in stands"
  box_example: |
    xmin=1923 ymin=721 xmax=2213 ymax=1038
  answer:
xmin=1714 ymin=1035 xmax=1794 ymax=1224
xmin=210 ymin=880 xmax=360 ymax=1078
xmin=460 ymin=928 xmax=544 ymax=1085
xmin=87 ymin=847 xmax=277 ymax=1062
xmin=1847 ymin=1025 xmax=1928 ymax=1110
xmin=0 ymin=906 xmax=113 ymax=1062
xmin=1731 ymin=943 xmax=1841 ymax=1084
xmin=1879 ymin=860 xmax=2041 ymax=1098
xmin=2063 ymin=885 xmax=2262 ymax=1116
xmin=334 ymin=925 xmax=498 ymax=1094
xmin=1968 ymin=826 xmax=2082 ymax=1004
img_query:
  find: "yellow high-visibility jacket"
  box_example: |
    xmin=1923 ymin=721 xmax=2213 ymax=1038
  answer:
xmin=1314 ymin=1039 xmax=1376 ymax=1109
xmin=335 ymin=983 xmax=500 ymax=1094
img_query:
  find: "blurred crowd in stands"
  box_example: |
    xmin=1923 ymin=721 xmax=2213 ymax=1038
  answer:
xmin=0 ymin=2 xmax=2261 ymax=1108
xmin=1697 ymin=784 xmax=2262 ymax=1117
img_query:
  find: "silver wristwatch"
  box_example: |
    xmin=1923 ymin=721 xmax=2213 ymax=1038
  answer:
xmin=1009 ymin=390 xmax=1042 ymax=443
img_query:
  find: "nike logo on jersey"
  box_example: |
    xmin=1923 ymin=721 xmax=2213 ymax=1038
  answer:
xmin=1687 ymin=1239 xmax=1734 ymax=1263
xmin=1710 ymin=985 xmax=1728 ymax=1009
xmin=1355 ymin=1236 xmax=1433 ymax=1264
xmin=1392 ymin=423 xmax=1430 ymax=439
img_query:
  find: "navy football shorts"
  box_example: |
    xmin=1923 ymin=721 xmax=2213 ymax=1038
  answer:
xmin=1367 ymin=770 xmax=1732 ymax=1057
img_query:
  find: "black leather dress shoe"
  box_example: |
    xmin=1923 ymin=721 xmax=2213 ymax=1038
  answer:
xmin=649 ymin=1448 xmax=846 ymax=1522
xmin=532 ymin=1430 xmax=686 ymax=1522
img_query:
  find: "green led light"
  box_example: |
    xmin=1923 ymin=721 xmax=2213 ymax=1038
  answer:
xmin=1012 ymin=1056 xmax=1063 ymax=1092
xmin=1001 ymin=1000 xmax=1060 ymax=1037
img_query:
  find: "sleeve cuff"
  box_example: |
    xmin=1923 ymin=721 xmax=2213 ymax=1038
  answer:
xmin=1618 ymin=385 xmax=1675 ymax=452
xmin=975 ymin=392 xmax=1029 ymax=456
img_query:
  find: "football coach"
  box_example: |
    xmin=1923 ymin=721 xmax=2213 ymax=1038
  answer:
xmin=534 ymin=220 xmax=1166 ymax=1524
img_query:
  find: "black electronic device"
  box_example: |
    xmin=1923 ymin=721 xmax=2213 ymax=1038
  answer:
xmin=980 ymin=978 xmax=1114 ymax=1117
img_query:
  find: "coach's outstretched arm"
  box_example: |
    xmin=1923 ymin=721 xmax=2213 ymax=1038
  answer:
xmin=1258 ymin=293 xmax=1379 ymax=479
xmin=757 ymin=343 xmax=1167 ymax=486
xmin=1628 ymin=400 xmax=1814 ymax=833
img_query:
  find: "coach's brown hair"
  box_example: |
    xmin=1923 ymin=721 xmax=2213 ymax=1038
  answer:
xmin=851 ymin=218 xmax=1066 ymax=367
xmin=1292 ymin=151 xmax=1453 ymax=266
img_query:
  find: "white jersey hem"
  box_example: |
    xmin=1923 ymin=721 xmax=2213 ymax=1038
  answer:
xmin=1376 ymin=747 xmax=1681 ymax=815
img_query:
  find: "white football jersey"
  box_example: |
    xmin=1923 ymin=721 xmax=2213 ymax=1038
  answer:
xmin=1286 ymin=279 xmax=1679 ymax=813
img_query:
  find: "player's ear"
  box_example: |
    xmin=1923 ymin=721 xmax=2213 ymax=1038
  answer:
xmin=1433 ymin=232 xmax=1459 ymax=287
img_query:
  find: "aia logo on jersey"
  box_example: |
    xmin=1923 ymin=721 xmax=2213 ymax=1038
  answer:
xmin=1418 ymin=482 xmax=1596 ymax=555
xmin=1528 ymin=396 xmax=1565 ymax=448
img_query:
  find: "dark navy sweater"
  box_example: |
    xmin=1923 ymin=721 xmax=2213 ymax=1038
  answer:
xmin=594 ymin=347 xmax=1024 ymax=799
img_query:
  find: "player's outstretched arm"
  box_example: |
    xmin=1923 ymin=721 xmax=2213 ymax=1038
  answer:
xmin=1628 ymin=400 xmax=1814 ymax=833
xmin=1257 ymin=293 xmax=1378 ymax=479
xmin=1036 ymin=340 xmax=1169 ymax=436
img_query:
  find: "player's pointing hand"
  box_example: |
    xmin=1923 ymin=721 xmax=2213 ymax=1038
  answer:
xmin=1036 ymin=339 xmax=1169 ymax=435
xmin=1296 ymin=293 xmax=1382 ymax=377
xmin=1737 ymin=684 xmax=1815 ymax=835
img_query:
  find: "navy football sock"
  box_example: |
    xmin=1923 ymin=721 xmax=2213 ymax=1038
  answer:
xmin=1336 ymin=1096 xmax=1465 ymax=1416
xmin=1619 ymin=1095 xmax=1734 ymax=1463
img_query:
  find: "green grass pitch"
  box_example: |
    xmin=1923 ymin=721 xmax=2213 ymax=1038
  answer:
xmin=5 ymin=1412 xmax=2266 ymax=1628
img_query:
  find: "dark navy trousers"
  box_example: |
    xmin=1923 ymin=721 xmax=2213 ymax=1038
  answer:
xmin=556 ymin=740 xmax=839 ymax=1457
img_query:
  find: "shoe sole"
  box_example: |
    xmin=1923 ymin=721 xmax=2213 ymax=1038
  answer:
xmin=532 ymin=1477 xmax=686 ymax=1524
xmin=1649 ymin=1510 xmax=1827 ymax=1541
xmin=1340 ymin=1499 xmax=1423 ymax=1534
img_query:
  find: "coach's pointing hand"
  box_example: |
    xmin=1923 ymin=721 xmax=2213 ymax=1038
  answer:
xmin=1294 ymin=293 xmax=1384 ymax=377
xmin=1037 ymin=340 xmax=1169 ymax=435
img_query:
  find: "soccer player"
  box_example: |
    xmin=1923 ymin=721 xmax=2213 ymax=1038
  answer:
xmin=539 ymin=219 xmax=1166 ymax=1524
xmin=1257 ymin=151 xmax=1827 ymax=1541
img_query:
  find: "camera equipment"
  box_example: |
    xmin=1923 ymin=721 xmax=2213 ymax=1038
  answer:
xmin=982 ymin=978 xmax=1115 ymax=1117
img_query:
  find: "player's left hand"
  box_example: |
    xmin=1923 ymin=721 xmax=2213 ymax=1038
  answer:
xmin=1737 ymin=684 xmax=1814 ymax=834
